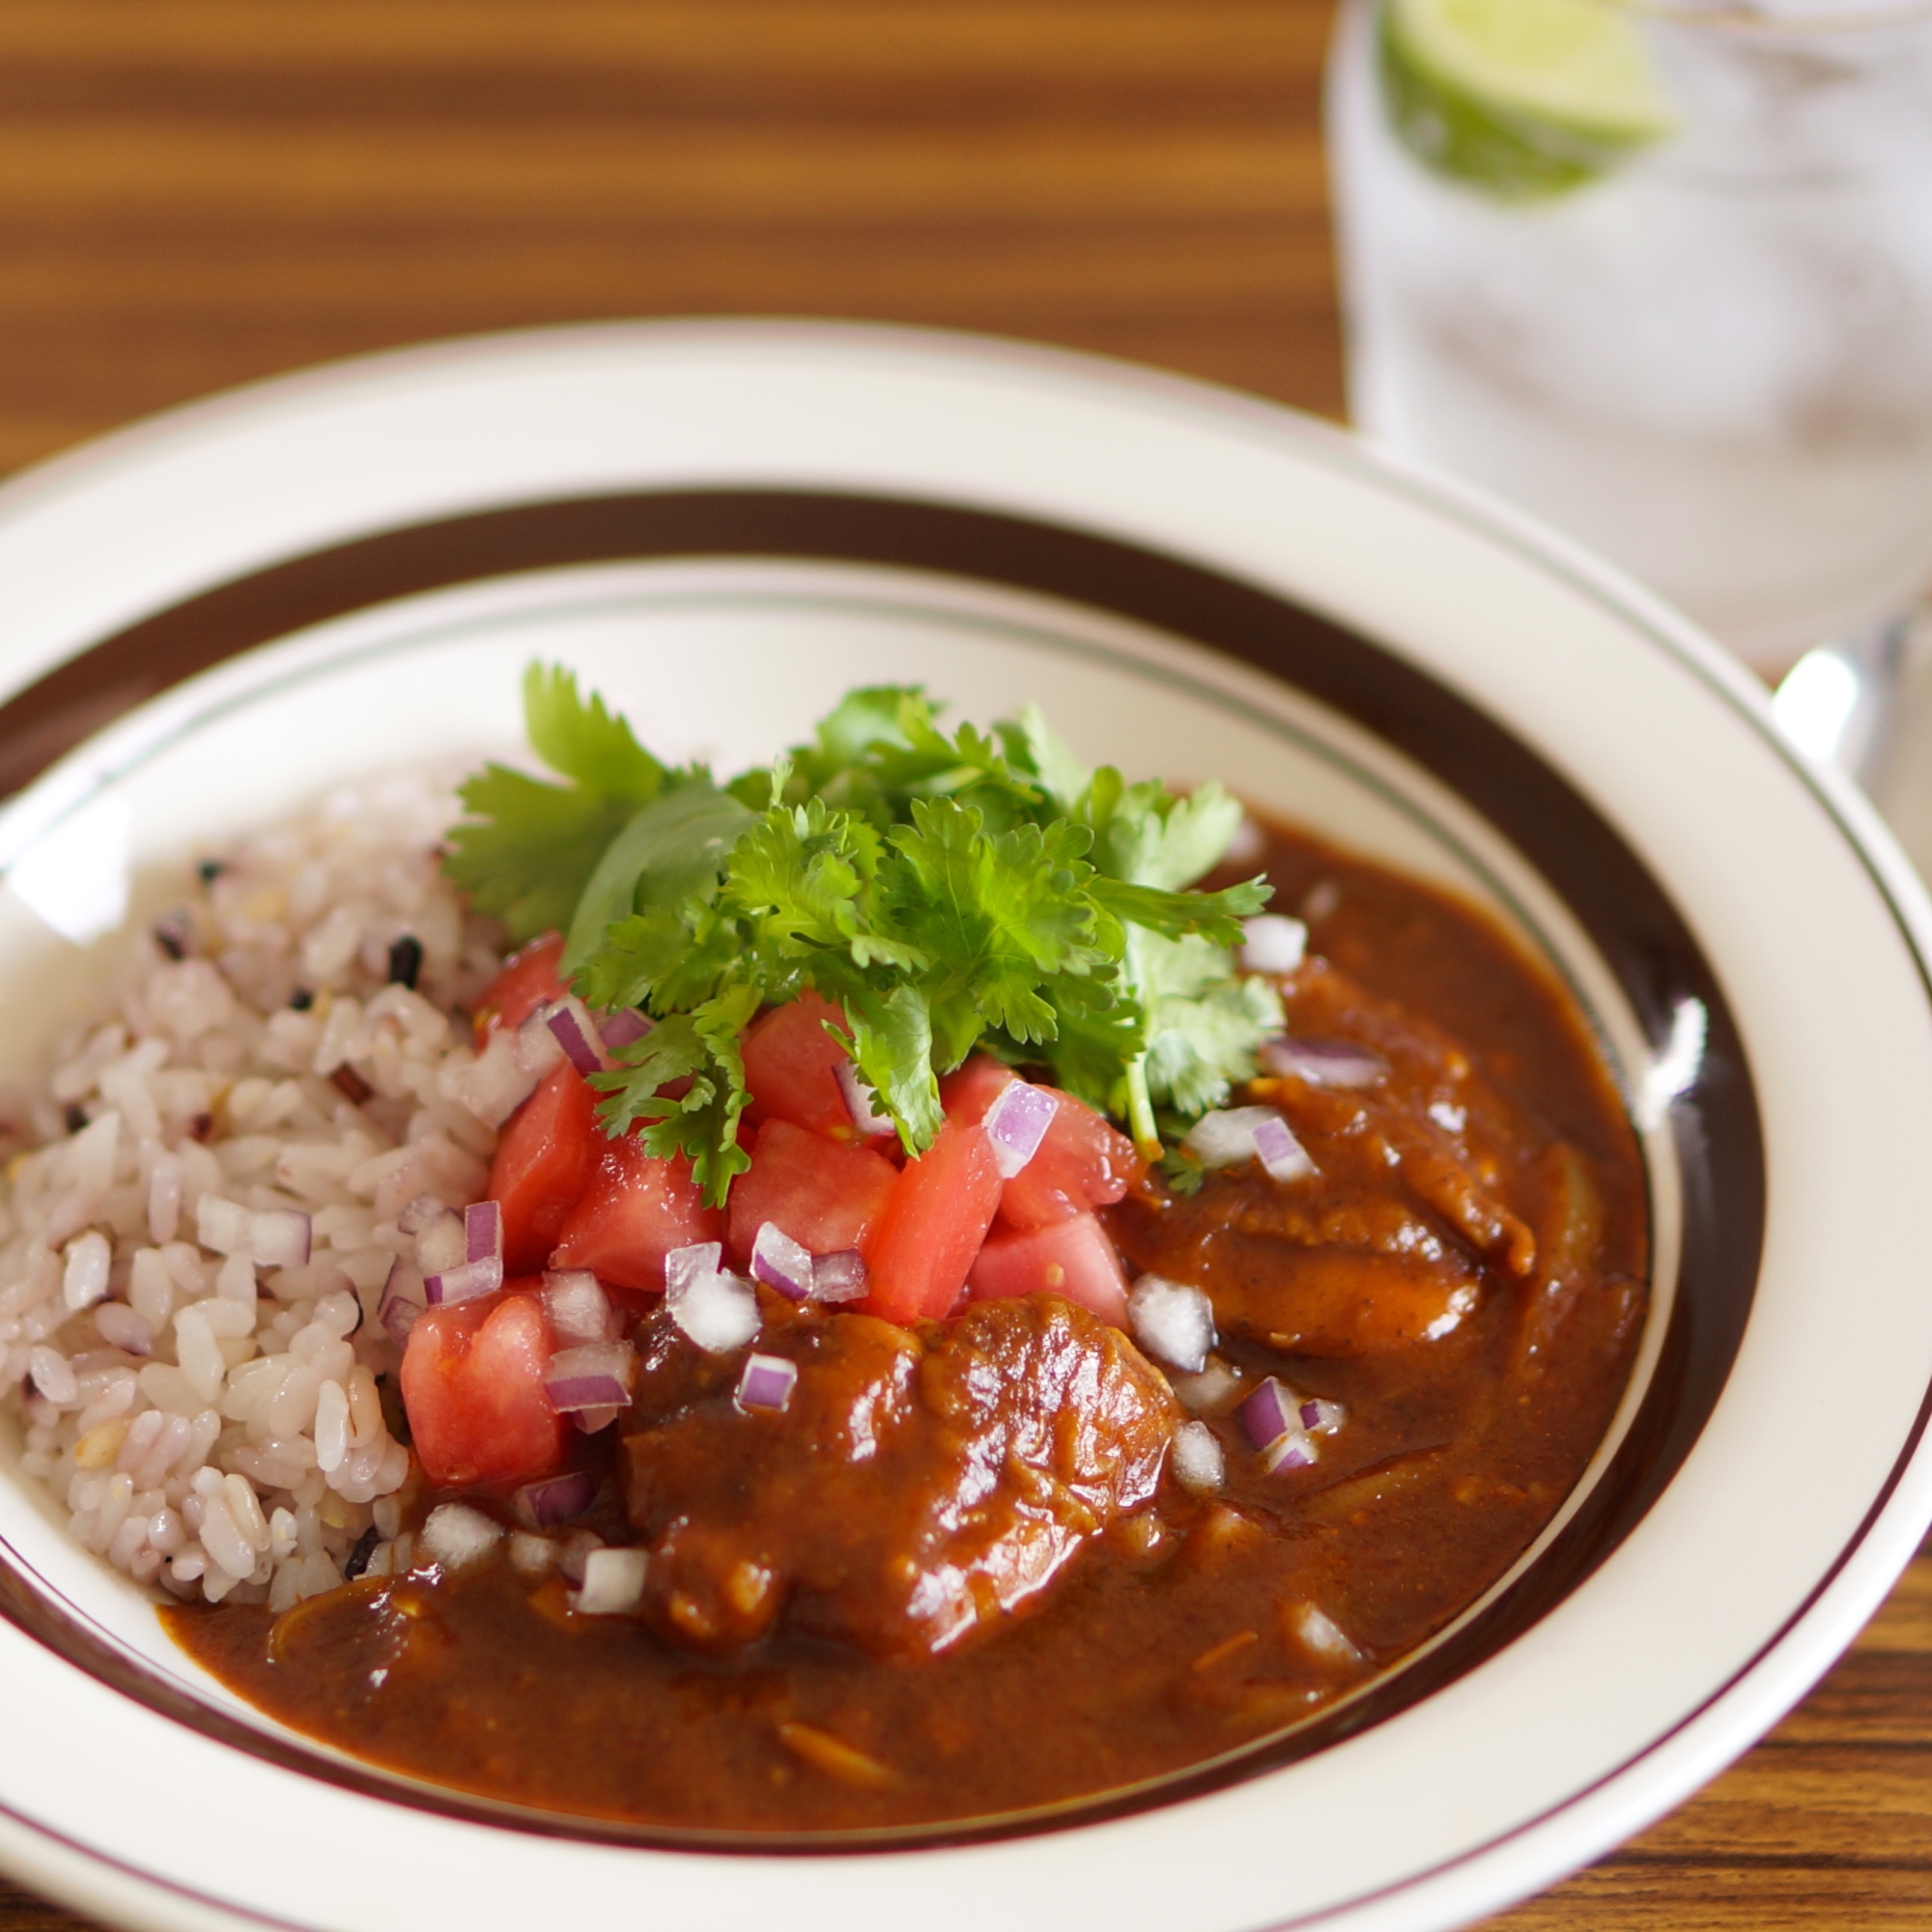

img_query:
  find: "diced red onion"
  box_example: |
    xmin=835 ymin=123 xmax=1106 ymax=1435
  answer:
xmin=419 ymin=1501 xmax=505 ymax=1571
xmin=423 ymin=1256 xmax=504 ymax=1306
xmin=379 ymin=1259 xmax=426 ymax=1345
xmin=665 ymin=1241 xmax=723 ymax=1295
xmin=1223 ymin=814 xmax=1265 ymax=867
xmin=572 ymin=1405 xmax=626 ymax=1435
xmin=750 ymin=1222 xmax=814 ymax=1300
xmin=1179 ymin=1107 xmax=1272 ymax=1170
xmin=1251 ymin=1113 xmax=1314 ymax=1183
xmin=1183 ymin=1106 xmax=1296 ymax=1174
xmin=810 ymin=1248 xmax=868 ymax=1304
xmin=195 ymin=1190 xmax=247 ymax=1252
xmin=455 ymin=1029 xmax=539 ymax=1127
xmin=666 ymin=1259 xmax=760 ymax=1353
xmin=1300 ymin=1397 xmax=1347 ymax=1435
xmin=571 ymin=1546 xmax=647 ymax=1616
xmin=1301 ymin=880 xmax=1342 ymax=923
xmin=834 ymin=1059 xmax=891 ymax=1136
xmin=543 ymin=1341 xmax=638 ymax=1413
xmin=1127 ymin=1273 xmax=1216 ymax=1375
xmin=556 ymin=1527 xmax=603 ymax=1584
xmin=1289 ymin=1602 xmax=1361 ymax=1665
xmin=513 ymin=1005 xmax=564 ymax=1079
xmin=1169 ymin=1418 xmax=1225 ymax=1493
xmin=253 ymin=1207 xmax=312 ymax=1268
xmin=465 ymin=1199 xmax=502 ymax=1265
xmin=1172 ymin=1358 xmax=1241 ymax=1415
xmin=414 ymin=1208 xmax=466 ymax=1276
xmin=736 ymin=1351 xmax=799 ymax=1413
xmin=1237 ymin=915 xmax=1307 ymax=976
xmin=542 ymin=1269 xmax=618 ymax=1345
xmin=1237 ymin=1376 xmax=1299 ymax=1452
xmin=601 ymin=1007 xmax=653 ymax=1051
xmin=982 ymin=1079 xmax=1056 ymax=1179
xmin=1262 ymin=1429 xmax=1319 ymax=1474
xmin=396 ymin=1192 xmax=446 ymax=1236
xmin=545 ymin=1376 xmax=630 ymax=1412
xmin=195 ymin=1195 xmax=311 ymax=1268
xmin=512 ymin=1469 xmax=597 ymax=1529
xmin=384 ymin=1303 xmax=424 ymax=1347
xmin=543 ymin=996 xmax=611 ymax=1078
xmin=1261 ymin=1037 xmax=1386 ymax=1089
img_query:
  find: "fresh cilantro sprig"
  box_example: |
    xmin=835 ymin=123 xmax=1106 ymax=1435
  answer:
xmin=443 ymin=665 xmax=669 ymax=940
xmin=444 ymin=668 xmax=1282 ymax=1203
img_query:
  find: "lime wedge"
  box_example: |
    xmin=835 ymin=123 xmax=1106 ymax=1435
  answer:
xmin=1377 ymin=0 xmax=1675 ymax=200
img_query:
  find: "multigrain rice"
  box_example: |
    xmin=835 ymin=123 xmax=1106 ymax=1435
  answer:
xmin=0 ymin=774 xmax=535 ymax=1610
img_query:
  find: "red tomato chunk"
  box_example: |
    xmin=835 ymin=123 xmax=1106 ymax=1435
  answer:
xmin=551 ymin=1133 xmax=723 ymax=1293
xmin=490 ymin=1065 xmax=597 ymax=1274
xmin=998 ymin=1090 xmax=1140 ymax=1232
xmin=742 ymin=990 xmax=870 ymax=1142
xmin=969 ymin=1213 xmax=1130 ymax=1326
xmin=472 ymin=931 xmax=567 ymax=1045
xmin=941 ymin=1055 xmax=1142 ymax=1232
xmin=938 ymin=1055 xmax=1016 ymax=1127
xmin=860 ymin=1118 xmax=1004 ymax=1323
xmin=401 ymin=1288 xmax=566 ymax=1490
xmin=726 ymin=1120 xmax=899 ymax=1265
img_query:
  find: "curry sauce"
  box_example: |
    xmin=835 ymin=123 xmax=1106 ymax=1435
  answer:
xmin=165 ymin=823 xmax=1647 ymax=1833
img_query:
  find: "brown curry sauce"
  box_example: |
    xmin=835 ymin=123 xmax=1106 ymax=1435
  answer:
xmin=164 ymin=823 xmax=1647 ymax=1833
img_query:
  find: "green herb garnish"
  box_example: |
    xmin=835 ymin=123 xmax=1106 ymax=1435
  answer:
xmin=444 ymin=667 xmax=1280 ymax=1204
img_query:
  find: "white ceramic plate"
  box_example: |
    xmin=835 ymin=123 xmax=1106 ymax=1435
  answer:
xmin=1 ymin=321 xmax=1930 ymax=1932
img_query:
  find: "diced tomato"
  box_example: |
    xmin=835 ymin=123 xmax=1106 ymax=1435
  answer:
xmin=472 ymin=931 xmax=567 ymax=1045
xmin=967 ymin=1213 xmax=1131 ymax=1326
xmin=550 ymin=1132 xmax=724 ymax=1293
xmin=940 ymin=1056 xmax=1143 ymax=1233
xmin=939 ymin=1055 xmax=1016 ymax=1126
xmin=725 ymin=1120 xmax=899 ymax=1264
xmin=860 ymin=1119 xmax=1003 ymax=1323
xmin=489 ymin=1065 xmax=597 ymax=1273
xmin=998 ymin=1088 xmax=1142 ymax=1232
xmin=401 ymin=1289 xmax=567 ymax=1490
xmin=742 ymin=990 xmax=871 ymax=1142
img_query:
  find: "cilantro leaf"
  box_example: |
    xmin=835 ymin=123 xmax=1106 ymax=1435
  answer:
xmin=1002 ymin=701 xmax=1093 ymax=815
xmin=720 ymin=799 xmax=917 ymax=972
xmin=841 ymin=983 xmax=945 ymax=1151
xmin=1089 ymin=875 xmax=1270 ymax=949
xmin=790 ymin=687 xmax=1044 ymax=836
xmin=1158 ymin=1145 xmax=1208 ymax=1196
xmin=590 ymin=983 xmax=760 ymax=1205
xmin=1094 ymin=777 xmax=1245 ymax=891
xmin=884 ymin=802 xmax=1110 ymax=1060
xmin=563 ymin=781 xmax=754 ymax=973
xmin=1134 ymin=931 xmax=1285 ymax=1116
xmin=1011 ymin=970 xmax=1143 ymax=1117
xmin=441 ymin=767 xmax=641 ymax=942
xmin=573 ymin=897 xmax=729 ymax=1017
xmin=524 ymin=662 xmax=666 ymax=798
xmin=443 ymin=664 xmax=667 ymax=943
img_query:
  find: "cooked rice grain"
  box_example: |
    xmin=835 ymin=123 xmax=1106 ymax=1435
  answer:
xmin=0 ymin=775 xmax=515 ymax=1610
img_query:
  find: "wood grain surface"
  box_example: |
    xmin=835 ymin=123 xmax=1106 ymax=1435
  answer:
xmin=0 ymin=4 xmax=1922 ymax=1929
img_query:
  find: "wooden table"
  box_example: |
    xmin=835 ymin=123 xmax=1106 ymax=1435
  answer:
xmin=0 ymin=5 xmax=1925 ymax=1927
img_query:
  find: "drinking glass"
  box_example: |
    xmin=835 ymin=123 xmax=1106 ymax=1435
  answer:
xmin=1325 ymin=0 xmax=1932 ymax=695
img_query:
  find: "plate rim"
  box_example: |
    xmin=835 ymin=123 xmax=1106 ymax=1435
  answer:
xmin=0 ymin=319 xmax=1926 ymax=1932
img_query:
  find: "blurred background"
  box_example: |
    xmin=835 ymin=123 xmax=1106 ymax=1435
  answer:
xmin=0 ymin=0 xmax=1340 ymax=475
xmin=1 ymin=4 xmax=1929 ymax=1929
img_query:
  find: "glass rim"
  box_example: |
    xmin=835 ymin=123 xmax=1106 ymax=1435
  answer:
xmin=1600 ymin=0 xmax=1932 ymax=33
